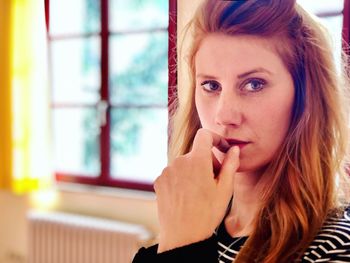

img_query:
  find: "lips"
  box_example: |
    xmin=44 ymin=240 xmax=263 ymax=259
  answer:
xmin=216 ymin=138 xmax=250 ymax=153
xmin=225 ymin=138 xmax=250 ymax=150
xmin=226 ymin=138 xmax=249 ymax=144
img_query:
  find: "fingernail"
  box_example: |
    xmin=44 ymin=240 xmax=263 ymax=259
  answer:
xmin=232 ymin=146 xmax=240 ymax=156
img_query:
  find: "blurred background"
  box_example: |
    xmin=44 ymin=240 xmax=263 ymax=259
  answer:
xmin=0 ymin=0 xmax=348 ymax=262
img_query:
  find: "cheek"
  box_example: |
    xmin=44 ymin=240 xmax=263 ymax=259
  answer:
xmin=257 ymin=97 xmax=294 ymax=144
xmin=195 ymin=90 xmax=214 ymax=127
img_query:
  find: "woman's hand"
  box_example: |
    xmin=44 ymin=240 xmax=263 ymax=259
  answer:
xmin=155 ymin=129 xmax=240 ymax=252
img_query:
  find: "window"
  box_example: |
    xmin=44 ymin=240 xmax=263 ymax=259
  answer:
xmin=297 ymin=0 xmax=349 ymax=69
xmin=47 ymin=0 xmax=176 ymax=191
xmin=47 ymin=0 xmax=348 ymax=191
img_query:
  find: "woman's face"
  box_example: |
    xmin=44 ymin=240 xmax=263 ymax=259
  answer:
xmin=195 ymin=33 xmax=295 ymax=173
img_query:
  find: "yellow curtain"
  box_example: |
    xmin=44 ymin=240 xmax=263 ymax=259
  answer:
xmin=0 ymin=0 xmax=52 ymax=194
xmin=0 ymin=1 xmax=13 ymax=190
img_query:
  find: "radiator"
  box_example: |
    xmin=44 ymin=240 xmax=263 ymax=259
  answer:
xmin=27 ymin=210 xmax=152 ymax=263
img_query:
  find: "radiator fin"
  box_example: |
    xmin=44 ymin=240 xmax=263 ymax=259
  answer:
xmin=28 ymin=210 xmax=152 ymax=263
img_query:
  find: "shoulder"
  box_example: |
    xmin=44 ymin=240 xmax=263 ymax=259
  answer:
xmin=319 ymin=208 xmax=350 ymax=246
xmin=301 ymin=208 xmax=350 ymax=262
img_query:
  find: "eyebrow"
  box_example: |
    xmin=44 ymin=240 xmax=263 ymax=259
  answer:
xmin=237 ymin=68 xmax=273 ymax=79
xmin=196 ymin=68 xmax=273 ymax=79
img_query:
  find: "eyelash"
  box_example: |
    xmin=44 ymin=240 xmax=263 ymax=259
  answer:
xmin=200 ymin=80 xmax=221 ymax=92
xmin=200 ymin=78 xmax=266 ymax=93
xmin=242 ymin=78 xmax=266 ymax=92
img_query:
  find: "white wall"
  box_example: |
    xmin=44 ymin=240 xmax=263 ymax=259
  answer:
xmin=0 ymin=191 xmax=28 ymax=263
xmin=0 ymin=188 xmax=158 ymax=263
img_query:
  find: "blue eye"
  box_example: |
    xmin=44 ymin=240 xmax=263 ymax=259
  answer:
xmin=201 ymin=80 xmax=221 ymax=92
xmin=243 ymin=79 xmax=266 ymax=92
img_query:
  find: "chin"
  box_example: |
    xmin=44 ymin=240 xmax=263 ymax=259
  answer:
xmin=238 ymin=160 xmax=270 ymax=175
xmin=213 ymin=147 xmax=269 ymax=174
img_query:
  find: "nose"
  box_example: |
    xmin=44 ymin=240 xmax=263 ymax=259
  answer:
xmin=215 ymin=91 xmax=243 ymax=127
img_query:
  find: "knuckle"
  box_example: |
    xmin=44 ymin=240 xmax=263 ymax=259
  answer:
xmin=161 ymin=166 xmax=170 ymax=175
xmin=154 ymin=168 xmax=169 ymax=191
xmin=153 ymin=175 xmax=162 ymax=192
xmin=196 ymin=128 xmax=209 ymax=138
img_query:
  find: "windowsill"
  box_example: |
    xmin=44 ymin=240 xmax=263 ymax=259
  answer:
xmin=55 ymin=181 xmax=156 ymax=201
xmin=29 ymin=181 xmax=160 ymax=236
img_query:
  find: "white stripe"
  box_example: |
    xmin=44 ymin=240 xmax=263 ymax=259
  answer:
xmin=324 ymin=220 xmax=350 ymax=228
xmin=307 ymin=245 xmax=318 ymax=249
xmin=323 ymin=220 xmax=350 ymax=227
xmin=218 ymin=250 xmax=235 ymax=260
xmin=311 ymin=238 xmax=333 ymax=248
xmin=327 ymin=249 xmax=347 ymax=254
xmin=345 ymin=211 xmax=350 ymax=221
xmin=218 ymin=241 xmax=240 ymax=254
xmin=321 ymin=227 xmax=350 ymax=240
xmin=314 ymin=258 xmax=331 ymax=262
xmin=322 ymin=224 xmax=350 ymax=232
xmin=311 ymin=250 xmax=322 ymax=258
xmin=303 ymin=256 xmax=315 ymax=262
xmin=317 ymin=234 xmax=347 ymax=246
xmin=319 ymin=245 xmax=329 ymax=253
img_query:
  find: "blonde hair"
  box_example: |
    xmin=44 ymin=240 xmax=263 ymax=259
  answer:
xmin=169 ymin=0 xmax=350 ymax=262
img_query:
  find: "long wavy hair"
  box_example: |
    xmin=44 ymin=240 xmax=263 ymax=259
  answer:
xmin=169 ymin=0 xmax=350 ymax=262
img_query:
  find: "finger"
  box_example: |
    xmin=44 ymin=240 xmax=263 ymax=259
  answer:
xmin=192 ymin=129 xmax=228 ymax=155
xmin=215 ymin=139 xmax=231 ymax=153
xmin=217 ymin=146 xmax=240 ymax=187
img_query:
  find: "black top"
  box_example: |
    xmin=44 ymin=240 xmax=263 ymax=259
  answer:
xmin=133 ymin=209 xmax=350 ymax=262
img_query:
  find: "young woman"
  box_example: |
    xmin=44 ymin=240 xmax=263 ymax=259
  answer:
xmin=133 ymin=0 xmax=350 ymax=262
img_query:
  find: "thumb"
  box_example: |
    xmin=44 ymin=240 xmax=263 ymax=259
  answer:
xmin=217 ymin=146 xmax=240 ymax=188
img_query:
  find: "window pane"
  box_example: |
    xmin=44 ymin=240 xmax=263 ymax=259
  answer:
xmin=298 ymin=1 xmax=344 ymax=71
xmin=51 ymin=37 xmax=100 ymax=104
xmin=50 ymin=0 xmax=100 ymax=35
xmin=53 ymin=108 xmax=100 ymax=176
xmin=110 ymin=32 xmax=168 ymax=105
xmin=110 ymin=0 xmax=168 ymax=31
xmin=110 ymin=108 xmax=167 ymax=183
xmin=319 ymin=15 xmax=344 ymax=69
xmin=297 ymin=0 xmax=344 ymax=14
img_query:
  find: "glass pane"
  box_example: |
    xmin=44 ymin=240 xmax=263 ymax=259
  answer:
xmin=297 ymin=0 xmax=344 ymax=14
xmin=110 ymin=0 xmax=168 ymax=31
xmin=53 ymin=108 xmax=100 ymax=176
xmin=51 ymin=37 xmax=100 ymax=104
xmin=111 ymin=108 xmax=168 ymax=183
xmin=110 ymin=32 xmax=168 ymax=105
xmin=50 ymin=0 xmax=100 ymax=35
xmin=297 ymin=1 xmax=344 ymax=71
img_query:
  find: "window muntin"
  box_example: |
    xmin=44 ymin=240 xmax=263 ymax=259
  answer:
xmin=49 ymin=0 xmax=170 ymax=190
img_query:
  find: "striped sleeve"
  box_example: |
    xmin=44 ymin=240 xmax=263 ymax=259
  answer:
xmin=301 ymin=211 xmax=350 ymax=262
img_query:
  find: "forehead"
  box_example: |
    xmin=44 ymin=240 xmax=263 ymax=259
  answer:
xmin=195 ymin=33 xmax=288 ymax=75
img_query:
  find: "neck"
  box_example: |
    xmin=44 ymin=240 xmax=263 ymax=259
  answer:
xmin=225 ymin=171 xmax=263 ymax=237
